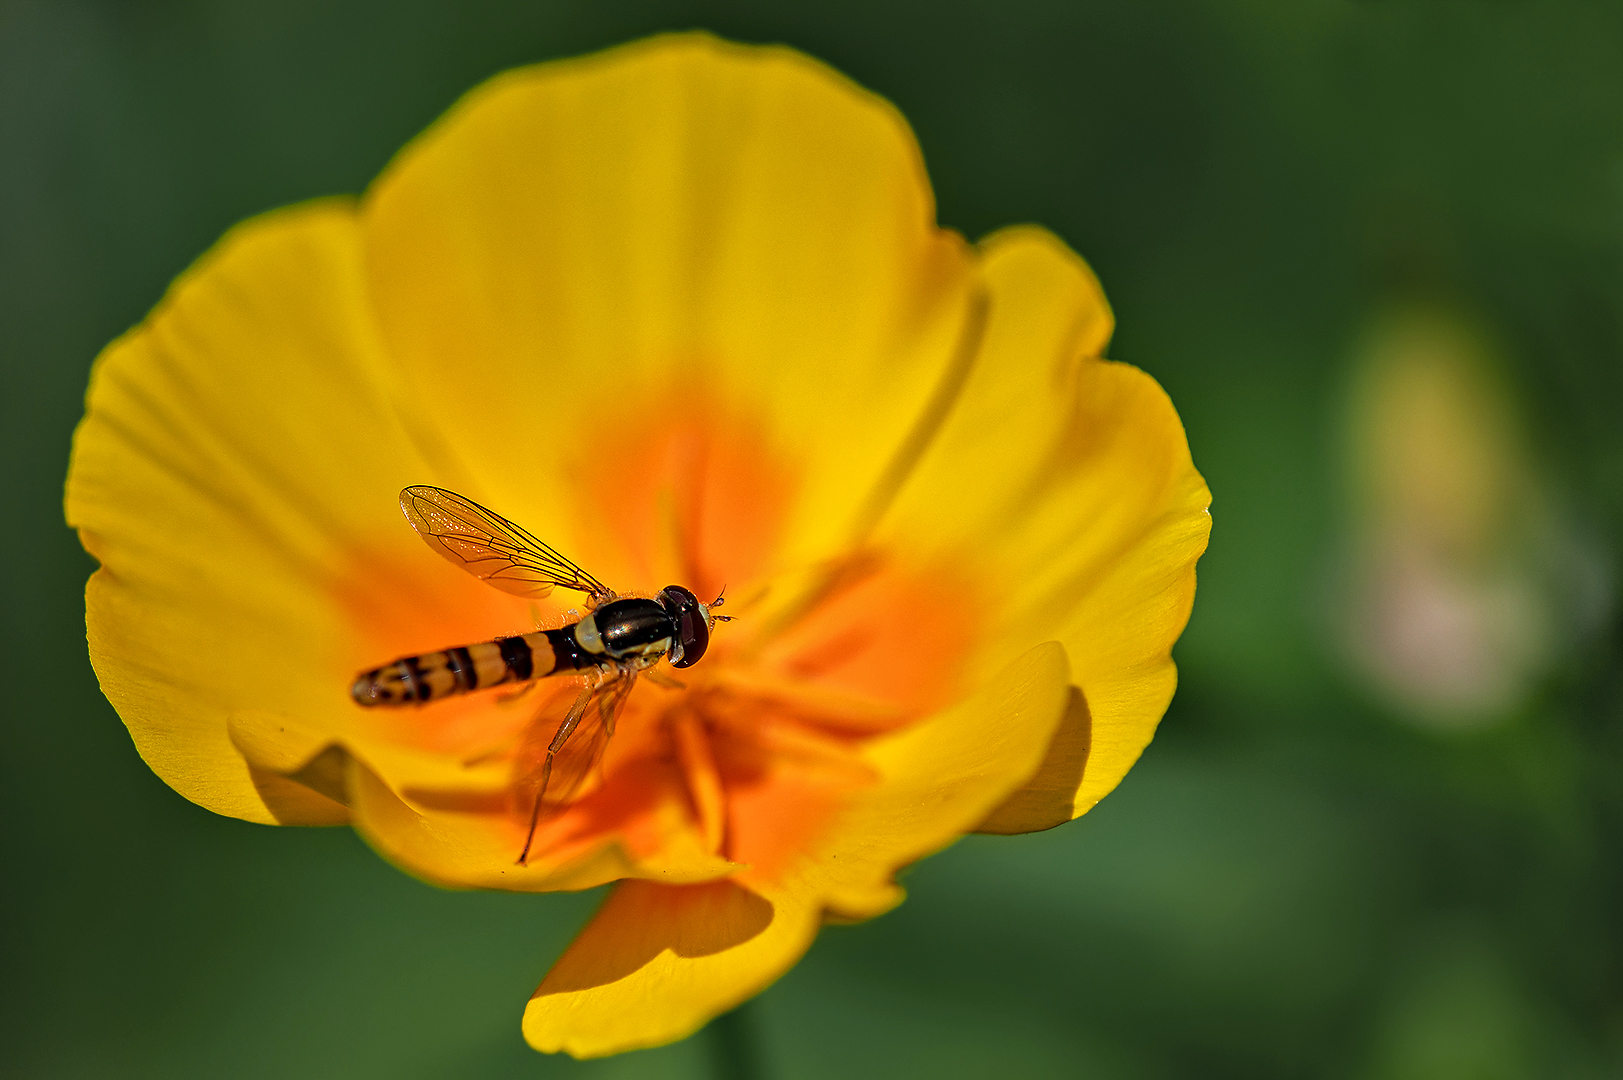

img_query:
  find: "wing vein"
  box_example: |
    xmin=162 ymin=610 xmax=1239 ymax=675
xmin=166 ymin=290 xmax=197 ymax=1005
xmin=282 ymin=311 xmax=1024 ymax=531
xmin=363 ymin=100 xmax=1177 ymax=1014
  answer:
xmin=399 ymin=485 xmax=614 ymax=601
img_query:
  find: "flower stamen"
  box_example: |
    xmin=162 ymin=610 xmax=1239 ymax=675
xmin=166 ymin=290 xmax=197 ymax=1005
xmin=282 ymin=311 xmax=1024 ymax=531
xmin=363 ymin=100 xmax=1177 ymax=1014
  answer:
xmin=671 ymin=706 xmax=727 ymax=854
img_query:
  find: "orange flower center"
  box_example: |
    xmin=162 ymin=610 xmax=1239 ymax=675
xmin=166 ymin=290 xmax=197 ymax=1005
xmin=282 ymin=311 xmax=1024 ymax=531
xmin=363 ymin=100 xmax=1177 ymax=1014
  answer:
xmin=340 ymin=388 xmax=982 ymax=885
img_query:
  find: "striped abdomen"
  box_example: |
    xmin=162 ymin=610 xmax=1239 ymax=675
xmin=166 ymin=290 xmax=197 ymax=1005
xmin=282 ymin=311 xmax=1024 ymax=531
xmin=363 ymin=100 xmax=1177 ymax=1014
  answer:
xmin=351 ymin=628 xmax=597 ymax=707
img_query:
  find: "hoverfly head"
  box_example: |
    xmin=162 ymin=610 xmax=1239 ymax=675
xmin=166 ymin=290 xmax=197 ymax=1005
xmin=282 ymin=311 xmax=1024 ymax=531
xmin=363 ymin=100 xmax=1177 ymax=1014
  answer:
xmin=658 ymin=585 xmax=712 ymax=668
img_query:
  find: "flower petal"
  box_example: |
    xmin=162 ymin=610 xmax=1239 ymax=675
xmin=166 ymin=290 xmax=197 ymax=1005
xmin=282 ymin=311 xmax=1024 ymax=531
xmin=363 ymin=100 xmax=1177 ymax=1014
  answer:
xmin=974 ymin=686 xmax=1092 ymax=834
xmin=878 ymin=226 xmax=1211 ymax=829
xmin=346 ymin=747 xmax=741 ymax=892
xmin=523 ymin=878 xmax=814 ymax=1058
xmin=359 ymin=33 xmax=978 ymax=580
xmin=524 ymin=642 xmax=1071 ymax=1056
xmin=789 ymin=639 xmax=1073 ymax=917
xmin=65 ymin=201 xmax=445 ymax=823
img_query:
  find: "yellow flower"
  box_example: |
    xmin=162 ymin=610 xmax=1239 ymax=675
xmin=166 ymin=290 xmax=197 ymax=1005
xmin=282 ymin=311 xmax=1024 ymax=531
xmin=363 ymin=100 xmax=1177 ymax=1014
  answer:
xmin=64 ymin=34 xmax=1209 ymax=1058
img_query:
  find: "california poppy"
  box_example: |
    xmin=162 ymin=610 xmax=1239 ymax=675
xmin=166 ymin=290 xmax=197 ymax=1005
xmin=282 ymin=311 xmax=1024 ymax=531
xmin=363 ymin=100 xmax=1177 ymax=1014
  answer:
xmin=65 ymin=34 xmax=1210 ymax=1057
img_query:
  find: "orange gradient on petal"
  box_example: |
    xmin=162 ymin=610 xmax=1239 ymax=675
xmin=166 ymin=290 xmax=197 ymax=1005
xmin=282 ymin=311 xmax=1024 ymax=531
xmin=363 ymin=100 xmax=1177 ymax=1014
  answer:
xmin=566 ymin=382 xmax=797 ymax=599
xmin=757 ymin=552 xmax=982 ymax=719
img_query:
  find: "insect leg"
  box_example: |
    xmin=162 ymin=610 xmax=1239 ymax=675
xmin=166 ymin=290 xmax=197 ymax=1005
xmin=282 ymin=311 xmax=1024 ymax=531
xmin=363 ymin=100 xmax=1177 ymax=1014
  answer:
xmin=517 ymin=680 xmax=596 ymax=866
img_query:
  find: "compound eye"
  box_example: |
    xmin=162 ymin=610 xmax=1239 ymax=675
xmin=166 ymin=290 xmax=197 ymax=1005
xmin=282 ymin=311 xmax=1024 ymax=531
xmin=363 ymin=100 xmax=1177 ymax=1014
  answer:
xmin=659 ymin=585 xmax=710 ymax=668
xmin=673 ymin=606 xmax=709 ymax=668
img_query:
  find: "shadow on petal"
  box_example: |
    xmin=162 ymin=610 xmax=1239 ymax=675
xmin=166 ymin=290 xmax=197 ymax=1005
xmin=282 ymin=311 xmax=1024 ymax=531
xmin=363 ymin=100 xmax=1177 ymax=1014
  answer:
xmin=248 ymin=762 xmax=350 ymax=826
xmin=235 ymin=719 xmax=351 ymax=826
xmin=973 ymin=685 xmax=1092 ymax=835
xmin=534 ymin=879 xmax=775 ymax=995
xmin=399 ymin=786 xmax=508 ymax=814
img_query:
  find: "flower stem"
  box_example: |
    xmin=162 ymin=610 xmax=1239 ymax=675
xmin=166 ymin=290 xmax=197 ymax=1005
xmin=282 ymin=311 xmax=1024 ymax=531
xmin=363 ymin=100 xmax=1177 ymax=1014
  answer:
xmin=708 ymin=1000 xmax=767 ymax=1080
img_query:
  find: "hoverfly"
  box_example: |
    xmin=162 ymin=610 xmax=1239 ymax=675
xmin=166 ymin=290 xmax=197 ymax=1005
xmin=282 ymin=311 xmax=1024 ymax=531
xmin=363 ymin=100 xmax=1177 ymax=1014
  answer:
xmin=351 ymin=486 xmax=729 ymax=863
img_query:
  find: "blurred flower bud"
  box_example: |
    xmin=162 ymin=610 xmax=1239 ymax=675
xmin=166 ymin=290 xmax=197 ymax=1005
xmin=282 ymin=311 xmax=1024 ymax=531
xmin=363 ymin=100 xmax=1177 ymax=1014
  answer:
xmin=1335 ymin=305 xmax=1607 ymax=727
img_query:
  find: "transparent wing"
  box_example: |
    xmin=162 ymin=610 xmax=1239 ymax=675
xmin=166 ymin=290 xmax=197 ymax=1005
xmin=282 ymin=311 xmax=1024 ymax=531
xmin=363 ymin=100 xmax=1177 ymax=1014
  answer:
xmin=513 ymin=670 xmax=638 ymax=864
xmin=541 ymin=676 xmax=634 ymax=808
xmin=399 ymin=485 xmax=612 ymax=601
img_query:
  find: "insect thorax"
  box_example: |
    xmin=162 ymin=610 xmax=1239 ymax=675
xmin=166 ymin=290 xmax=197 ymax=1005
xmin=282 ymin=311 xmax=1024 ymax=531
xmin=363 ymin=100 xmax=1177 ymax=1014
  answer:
xmin=576 ymin=598 xmax=675 ymax=661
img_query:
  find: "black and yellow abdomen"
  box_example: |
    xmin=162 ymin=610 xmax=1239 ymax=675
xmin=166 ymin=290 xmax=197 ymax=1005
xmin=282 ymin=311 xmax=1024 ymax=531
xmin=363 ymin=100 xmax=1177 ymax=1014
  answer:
xmin=351 ymin=629 xmax=577 ymax=706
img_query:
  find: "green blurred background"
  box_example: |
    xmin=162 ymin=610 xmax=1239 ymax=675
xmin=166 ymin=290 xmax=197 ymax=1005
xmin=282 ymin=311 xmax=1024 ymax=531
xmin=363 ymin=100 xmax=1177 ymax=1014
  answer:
xmin=6 ymin=2 xmax=1623 ymax=1077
